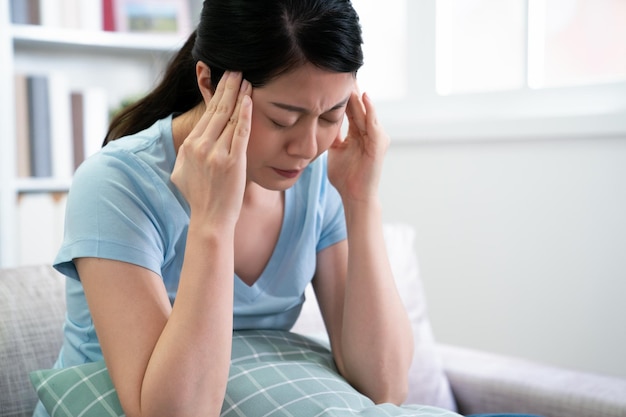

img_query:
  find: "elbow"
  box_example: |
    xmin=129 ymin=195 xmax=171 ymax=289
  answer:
xmin=346 ymin=360 xmax=410 ymax=406
xmin=366 ymin=374 xmax=409 ymax=406
xmin=121 ymin=384 xmax=226 ymax=417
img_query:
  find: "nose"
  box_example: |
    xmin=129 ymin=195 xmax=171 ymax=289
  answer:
xmin=287 ymin=121 xmax=318 ymax=160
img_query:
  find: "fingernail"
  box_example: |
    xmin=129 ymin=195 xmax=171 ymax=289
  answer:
xmin=240 ymin=79 xmax=249 ymax=92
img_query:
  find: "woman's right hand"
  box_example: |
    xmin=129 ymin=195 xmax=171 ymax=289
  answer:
xmin=171 ymin=71 xmax=253 ymax=228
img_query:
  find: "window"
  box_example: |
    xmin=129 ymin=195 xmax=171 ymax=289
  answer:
xmin=528 ymin=0 xmax=626 ymax=88
xmin=351 ymin=0 xmax=626 ymax=141
xmin=351 ymin=0 xmax=409 ymax=101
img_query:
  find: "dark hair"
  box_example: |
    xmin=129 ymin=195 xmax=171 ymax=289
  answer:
xmin=104 ymin=0 xmax=364 ymax=144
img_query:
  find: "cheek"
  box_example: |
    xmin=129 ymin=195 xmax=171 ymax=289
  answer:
xmin=317 ymin=125 xmax=341 ymax=151
xmin=247 ymin=114 xmax=281 ymax=156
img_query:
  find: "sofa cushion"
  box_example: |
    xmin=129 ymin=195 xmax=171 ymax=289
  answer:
xmin=31 ymin=330 xmax=462 ymax=417
xmin=292 ymin=223 xmax=457 ymax=410
xmin=0 ymin=265 xmax=66 ymax=417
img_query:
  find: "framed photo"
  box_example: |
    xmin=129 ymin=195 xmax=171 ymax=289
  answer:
xmin=114 ymin=0 xmax=192 ymax=35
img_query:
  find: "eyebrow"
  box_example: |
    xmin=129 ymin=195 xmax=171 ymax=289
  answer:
xmin=270 ymin=96 xmax=350 ymax=115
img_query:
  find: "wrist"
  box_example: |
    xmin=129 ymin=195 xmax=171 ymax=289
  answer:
xmin=187 ymin=215 xmax=236 ymax=243
xmin=342 ymin=198 xmax=382 ymax=226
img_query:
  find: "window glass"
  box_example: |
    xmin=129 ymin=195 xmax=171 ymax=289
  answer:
xmin=351 ymin=0 xmax=409 ymax=101
xmin=529 ymin=0 xmax=626 ymax=88
xmin=435 ymin=0 xmax=527 ymax=95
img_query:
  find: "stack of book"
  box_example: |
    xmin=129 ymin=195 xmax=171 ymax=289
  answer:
xmin=14 ymin=73 xmax=109 ymax=179
xmin=9 ymin=0 xmax=191 ymax=34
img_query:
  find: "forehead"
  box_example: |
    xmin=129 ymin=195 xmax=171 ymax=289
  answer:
xmin=252 ymin=64 xmax=355 ymax=113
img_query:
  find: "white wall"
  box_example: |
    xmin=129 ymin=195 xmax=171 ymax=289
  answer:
xmin=379 ymin=134 xmax=626 ymax=378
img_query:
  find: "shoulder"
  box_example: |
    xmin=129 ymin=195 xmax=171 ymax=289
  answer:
xmin=73 ymin=117 xmax=177 ymax=197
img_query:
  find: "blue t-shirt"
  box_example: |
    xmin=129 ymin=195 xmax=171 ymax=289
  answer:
xmin=52 ymin=115 xmax=347 ymax=368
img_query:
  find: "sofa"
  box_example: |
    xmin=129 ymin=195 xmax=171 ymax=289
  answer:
xmin=1 ymin=223 xmax=625 ymax=417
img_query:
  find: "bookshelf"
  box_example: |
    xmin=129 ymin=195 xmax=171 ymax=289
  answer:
xmin=0 ymin=0 xmax=190 ymax=267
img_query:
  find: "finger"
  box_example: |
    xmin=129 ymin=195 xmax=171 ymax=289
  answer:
xmin=345 ymin=89 xmax=367 ymax=136
xmin=230 ymin=95 xmax=253 ymax=156
xmin=219 ymin=79 xmax=252 ymax=151
xmin=362 ymin=92 xmax=390 ymax=150
xmin=182 ymin=70 xmax=233 ymax=141
xmin=362 ymin=92 xmax=380 ymax=132
xmin=202 ymin=72 xmax=244 ymax=142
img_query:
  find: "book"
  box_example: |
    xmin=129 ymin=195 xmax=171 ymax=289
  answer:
xmin=10 ymin=0 xmax=30 ymax=24
xmin=83 ymin=87 xmax=109 ymax=161
xmin=39 ymin=0 xmax=63 ymax=27
xmin=48 ymin=73 xmax=74 ymax=180
xmin=60 ymin=0 xmax=82 ymax=29
xmin=24 ymin=0 xmax=103 ymax=30
xmin=14 ymin=74 xmax=31 ymax=178
xmin=9 ymin=0 xmax=40 ymax=24
xmin=103 ymin=0 xmax=116 ymax=31
xmin=17 ymin=192 xmax=67 ymax=266
xmin=26 ymin=75 xmax=53 ymax=178
xmin=80 ymin=0 xmax=104 ymax=31
xmin=70 ymin=87 xmax=109 ymax=168
xmin=70 ymin=92 xmax=85 ymax=171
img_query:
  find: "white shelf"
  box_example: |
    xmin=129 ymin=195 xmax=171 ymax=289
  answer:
xmin=0 ymin=0 xmax=187 ymax=266
xmin=11 ymin=24 xmax=187 ymax=54
xmin=15 ymin=178 xmax=73 ymax=194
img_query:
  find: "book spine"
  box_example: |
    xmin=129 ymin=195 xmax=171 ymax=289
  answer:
xmin=60 ymin=0 xmax=82 ymax=29
xmin=10 ymin=0 xmax=30 ymax=24
xmin=48 ymin=73 xmax=74 ymax=180
xmin=70 ymin=92 xmax=85 ymax=171
xmin=81 ymin=87 xmax=109 ymax=160
xmin=14 ymin=74 xmax=32 ymax=177
xmin=28 ymin=0 xmax=41 ymax=25
xmin=103 ymin=0 xmax=116 ymax=31
xmin=39 ymin=0 xmax=62 ymax=27
xmin=81 ymin=0 xmax=104 ymax=31
xmin=26 ymin=75 xmax=53 ymax=178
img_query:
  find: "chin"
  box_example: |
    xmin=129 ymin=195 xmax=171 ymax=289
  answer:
xmin=251 ymin=175 xmax=299 ymax=192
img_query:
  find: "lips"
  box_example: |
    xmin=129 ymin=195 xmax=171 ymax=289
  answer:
xmin=273 ymin=168 xmax=302 ymax=179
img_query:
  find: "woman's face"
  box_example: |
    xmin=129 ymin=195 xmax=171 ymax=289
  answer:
xmin=247 ymin=64 xmax=355 ymax=190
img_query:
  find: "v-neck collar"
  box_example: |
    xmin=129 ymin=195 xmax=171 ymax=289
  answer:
xmin=233 ymin=187 xmax=294 ymax=301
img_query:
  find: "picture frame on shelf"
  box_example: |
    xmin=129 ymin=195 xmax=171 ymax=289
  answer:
xmin=113 ymin=0 xmax=192 ymax=35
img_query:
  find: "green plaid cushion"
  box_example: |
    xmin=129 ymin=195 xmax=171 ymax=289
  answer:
xmin=29 ymin=360 xmax=123 ymax=417
xmin=30 ymin=330 xmax=460 ymax=417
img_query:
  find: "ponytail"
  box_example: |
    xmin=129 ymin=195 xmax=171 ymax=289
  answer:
xmin=103 ymin=31 xmax=202 ymax=145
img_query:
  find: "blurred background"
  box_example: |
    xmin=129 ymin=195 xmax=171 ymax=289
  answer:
xmin=352 ymin=0 xmax=626 ymax=379
xmin=2 ymin=0 xmax=625 ymax=379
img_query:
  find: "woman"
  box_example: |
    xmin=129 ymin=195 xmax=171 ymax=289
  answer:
xmin=34 ymin=1 xmax=414 ymax=416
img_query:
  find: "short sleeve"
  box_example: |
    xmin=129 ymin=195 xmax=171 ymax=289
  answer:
xmin=53 ymin=151 xmax=167 ymax=280
xmin=316 ymin=158 xmax=346 ymax=252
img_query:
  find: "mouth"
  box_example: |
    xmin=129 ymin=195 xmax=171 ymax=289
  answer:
xmin=272 ymin=168 xmax=302 ymax=179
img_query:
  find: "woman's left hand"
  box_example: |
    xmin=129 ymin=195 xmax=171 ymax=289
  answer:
xmin=327 ymin=88 xmax=389 ymax=204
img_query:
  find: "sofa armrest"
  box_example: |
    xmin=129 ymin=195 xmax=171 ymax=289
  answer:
xmin=438 ymin=344 xmax=626 ymax=417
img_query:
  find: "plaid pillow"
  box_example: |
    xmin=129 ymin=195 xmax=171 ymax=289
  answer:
xmin=31 ymin=330 xmax=461 ymax=417
xmin=29 ymin=360 xmax=123 ymax=417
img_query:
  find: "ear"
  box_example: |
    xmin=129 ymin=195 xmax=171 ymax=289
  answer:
xmin=196 ymin=61 xmax=213 ymax=104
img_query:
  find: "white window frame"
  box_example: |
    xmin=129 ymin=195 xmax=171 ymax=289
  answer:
xmin=372 ymin=0 xmax=626 ymax=142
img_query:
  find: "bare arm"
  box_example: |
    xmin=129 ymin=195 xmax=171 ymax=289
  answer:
xmin=77 ymin=70 xmax=252 ymax=417
xmin=77 ymin=229 xmax=233 ymax=417
xmin=319 ymin=89 xmax=414 ymax=404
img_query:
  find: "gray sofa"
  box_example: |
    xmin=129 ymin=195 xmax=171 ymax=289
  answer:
xmin=2 ymin=224 xmax=626 ymax=417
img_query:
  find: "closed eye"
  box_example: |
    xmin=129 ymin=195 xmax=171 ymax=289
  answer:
xmin=321 ymin=117 xmax=342 ymax=125
xmin=271 ymin=119 xmax=291 ymax=129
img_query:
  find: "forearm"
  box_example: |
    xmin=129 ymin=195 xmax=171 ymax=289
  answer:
xmin=139 ymin=219 xmax=234 ymax=417
xmin=340 ymin=200 xmax=414 ymax=404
